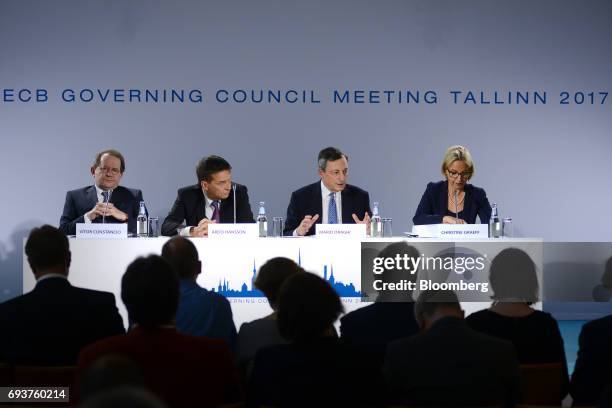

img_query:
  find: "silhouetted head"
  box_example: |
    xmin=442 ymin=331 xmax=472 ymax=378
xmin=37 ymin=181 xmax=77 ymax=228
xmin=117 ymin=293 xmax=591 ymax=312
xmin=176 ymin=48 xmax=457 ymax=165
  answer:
xmin=254 ymin=257 xmax=303 ymax=310
xmin=161 ymin=237 xmax=201 ymax=280
xmin=25 ymin=224 xmax=71 ymax=278
xmin=489 ymin=248 xmax=539 ymax=304
xmin=121 ymin=255 xmax=179 ymax=328
xmin=414 ymin=290 xmax=463 ymax=330
xmin=277 ymin=272 xmax=343 ymax=342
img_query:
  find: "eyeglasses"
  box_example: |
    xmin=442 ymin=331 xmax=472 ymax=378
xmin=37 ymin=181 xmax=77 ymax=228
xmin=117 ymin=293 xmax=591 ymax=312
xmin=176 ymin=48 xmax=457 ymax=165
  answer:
xmin=447 ymin=170 xmax=472 ymax=179
xmin=97 ymin=167 xmax=121 ymax=176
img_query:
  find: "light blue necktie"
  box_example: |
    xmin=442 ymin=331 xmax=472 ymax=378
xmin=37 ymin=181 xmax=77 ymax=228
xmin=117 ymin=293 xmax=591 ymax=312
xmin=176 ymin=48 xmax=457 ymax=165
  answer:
xmin=328 ymin=192 xmax=338 ymax=224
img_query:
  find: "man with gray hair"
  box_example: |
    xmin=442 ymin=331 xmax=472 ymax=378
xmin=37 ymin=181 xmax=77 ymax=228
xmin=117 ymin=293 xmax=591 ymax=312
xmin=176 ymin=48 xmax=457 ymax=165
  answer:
xmin=284 ymin=147 xmax=371 ymax=236
xmin=383 ymin=290 xmax=520 ymax=407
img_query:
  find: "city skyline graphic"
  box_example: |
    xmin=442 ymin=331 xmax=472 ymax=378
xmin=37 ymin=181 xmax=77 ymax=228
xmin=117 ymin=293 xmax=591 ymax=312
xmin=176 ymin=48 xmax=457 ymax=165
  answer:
xmin=210 ymin=250 xmax=361 ymax=298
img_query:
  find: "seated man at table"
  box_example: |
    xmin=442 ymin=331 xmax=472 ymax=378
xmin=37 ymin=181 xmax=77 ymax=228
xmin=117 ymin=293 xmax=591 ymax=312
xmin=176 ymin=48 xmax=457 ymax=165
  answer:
xmin=284 ymin=147 xmax=371 ymax=236
xmin=0 ymin=225 xmax=124 ymax=365
xmin=59 ymin=149 xmax=144 ymax=236
xmin=161 ymin=155 xmax=254 ymax=237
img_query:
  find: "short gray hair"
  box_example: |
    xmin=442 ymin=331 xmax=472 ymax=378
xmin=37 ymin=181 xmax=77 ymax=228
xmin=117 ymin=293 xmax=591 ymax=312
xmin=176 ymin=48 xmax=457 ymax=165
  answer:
xmin=317 ymin=147 xmax=347 ymax=171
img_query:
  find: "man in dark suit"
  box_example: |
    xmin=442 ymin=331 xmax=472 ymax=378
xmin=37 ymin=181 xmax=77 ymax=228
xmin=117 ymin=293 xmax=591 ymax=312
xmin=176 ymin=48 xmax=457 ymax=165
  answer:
xmin=0 ymin=225 xmax=124 ymax=366
xmin=161 ymin=155 xmax=254 ymax=237
xmin=76 ymin=255 xmax=239 ymax=408
xmin=59 ymin=149 xmax=144 ymax=235
xmin=570 ymin=314 xmax=612 ymax=405
xmin=284 ymin=147 xmax=371 ymax=236
xmin=383 ymin=290 xmax=520 ymax=407
xmin=340 ymin=242 xmax=420 ymax=365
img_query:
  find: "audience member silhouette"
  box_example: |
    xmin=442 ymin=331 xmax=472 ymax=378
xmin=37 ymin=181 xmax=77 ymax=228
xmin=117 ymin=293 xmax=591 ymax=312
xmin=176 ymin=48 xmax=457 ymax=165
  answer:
xmin=0 ymin=225 xmax=124 ymax=365
xmin=76 ymin=255 xmax=239 ymax=408
xmin=248 ymin=272 xmax=384 ymax=407
xmin=340 ymin=242 xmax=420 ymax=364
xmin=570 ymin=256 xmax=612 ymax=407
xmin=466 ymin=247 xmax=569 ymax=400
xmin=235 ymin=257 xmax=303 ymax=375
xmin=161 ymin=236 xmax=236 ymax=346
xmin=384 ymin=289 xmax=520 ymax=407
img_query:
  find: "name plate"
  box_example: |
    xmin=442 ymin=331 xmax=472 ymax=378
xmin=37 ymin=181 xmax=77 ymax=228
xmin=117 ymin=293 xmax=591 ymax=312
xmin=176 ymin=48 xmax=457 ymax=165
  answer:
xmin=208 ymin=223 xmax=259 ymax=238
xmin=412 ymin=224 xmax=488 ymax=238
xmin=76 ymin=223 xmax=127 ymax=239
xmin=315 ymin=224 xmax=366 ymax=238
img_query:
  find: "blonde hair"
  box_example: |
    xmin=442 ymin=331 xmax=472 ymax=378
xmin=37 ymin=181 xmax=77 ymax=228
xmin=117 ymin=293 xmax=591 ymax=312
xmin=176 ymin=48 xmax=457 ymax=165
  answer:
xmin=441 ymin=145 xmax=474 ymax=179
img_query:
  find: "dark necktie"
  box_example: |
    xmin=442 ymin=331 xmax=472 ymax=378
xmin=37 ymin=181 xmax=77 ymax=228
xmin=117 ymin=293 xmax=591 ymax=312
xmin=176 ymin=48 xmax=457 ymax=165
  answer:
xmin=211 ymin=200 xmax=221 ymax=223
xmin=101 ymin=191 xmax=110 ymax=203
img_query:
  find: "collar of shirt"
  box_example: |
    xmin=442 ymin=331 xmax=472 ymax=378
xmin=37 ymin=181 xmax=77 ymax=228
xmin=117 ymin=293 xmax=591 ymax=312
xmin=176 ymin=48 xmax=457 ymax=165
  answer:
xmin=320 ymin=180 xmax=342 ymax=224
xmin=94 ymin=184 xmax=116 ymax=203
xmin=203 ymin=191 xmax=219 ymax=220
xmin=36 ymin=273 xmax=68 ymax=283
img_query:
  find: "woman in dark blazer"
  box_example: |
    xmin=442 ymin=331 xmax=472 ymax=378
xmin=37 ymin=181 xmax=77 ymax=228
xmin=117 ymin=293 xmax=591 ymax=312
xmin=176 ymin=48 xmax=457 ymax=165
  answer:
xmin=413 ymin=145 xmax=492 ymax=225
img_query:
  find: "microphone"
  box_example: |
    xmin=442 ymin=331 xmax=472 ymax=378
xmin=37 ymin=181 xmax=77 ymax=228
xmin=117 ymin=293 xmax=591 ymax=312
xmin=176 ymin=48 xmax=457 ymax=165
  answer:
xmin=232 ymin=183 xmax=237 ymax=224
xmin=102 ymin=189 xmax=113 ymax=224
xmin=454 ymin=190 xmax=459 ymax=222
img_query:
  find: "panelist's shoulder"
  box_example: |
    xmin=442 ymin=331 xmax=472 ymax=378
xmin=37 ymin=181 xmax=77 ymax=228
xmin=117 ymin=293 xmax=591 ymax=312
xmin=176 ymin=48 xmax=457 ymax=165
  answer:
xmin=466 ymin=183 xmax=487 ymax=197
xmin=176 ymin=184 xmax=201 ymax=196
xmin=345 ymin=184 xmax=369 ymax=196
xmin=291 ymin=181 xmax=320 ymax=197
xmin=66 ymin=186 xmax=92 ymax=196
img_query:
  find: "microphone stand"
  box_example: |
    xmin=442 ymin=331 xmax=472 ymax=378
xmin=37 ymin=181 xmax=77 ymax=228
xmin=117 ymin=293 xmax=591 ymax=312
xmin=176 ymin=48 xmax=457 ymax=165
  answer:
xmin=454 ymin=190 xmax=459 ymax=222
xmin=232 ymin=183 xmax=237 ymax=223
xmin=102 ymin=189 xmax=113 ymax=224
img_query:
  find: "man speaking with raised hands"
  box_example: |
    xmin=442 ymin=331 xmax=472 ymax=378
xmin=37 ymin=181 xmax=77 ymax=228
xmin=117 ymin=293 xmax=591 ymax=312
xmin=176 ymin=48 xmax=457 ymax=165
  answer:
xmin=284 ymin=147 xmax=371 ymax=236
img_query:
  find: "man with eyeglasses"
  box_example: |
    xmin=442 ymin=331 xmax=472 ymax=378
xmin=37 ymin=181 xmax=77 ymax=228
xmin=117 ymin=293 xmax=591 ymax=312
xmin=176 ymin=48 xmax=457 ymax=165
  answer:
xmin=413 ymin=145 xmax=491 ymax=225
xmin=59 ymin=149 xmax=144 ymax=235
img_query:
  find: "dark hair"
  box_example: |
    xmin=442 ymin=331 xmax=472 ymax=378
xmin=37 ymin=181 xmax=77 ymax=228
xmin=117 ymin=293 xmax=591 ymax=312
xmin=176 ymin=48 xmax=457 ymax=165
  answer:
xmin=121 ymin=255 xmax=179 ymax=327
xmin=254 ymin=257 xmax=303 ymax=307
xmin=25 ymin=225 xmax=69 ymax=272
xmin=277 ymin=272 xmax=343 ymax=342
xmin=93 ymin=149 xmax=126 ymax=173
xmin=161 ymin=237 xmax=199 ymax=279
xmin=195 ymin=155 xmax=231 ymax=183
xmin=489 ymin=248 xmax=539 ymax=303
xmin=375 ymin=242 xmax=420 ymax=301
xmin=603 ymin=256 xmax=612 ymax=290
xmin=317 ymin=147 xmax=347 ymax=171
xmin=414 ymin=290 xmax=461 ymax=321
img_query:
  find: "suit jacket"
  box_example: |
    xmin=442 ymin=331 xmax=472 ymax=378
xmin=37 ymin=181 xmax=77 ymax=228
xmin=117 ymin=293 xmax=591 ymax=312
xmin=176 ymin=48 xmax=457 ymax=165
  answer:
xmin=412 ymin=180 xmax=492 ymax=225
xmin=570 ymin=314 xmax=612 ymax=406
xmin=77 ymin=327 xmax=239 ymax=408
xmin=284 ymin=181 xmax=371 ymax=236
xmin=176 ymin=279 xmax=237 ymax=347
xmin=0 ymin=277 xmax=125 ymax=366
xmin=59 ymin=185 xmax=143 ymax=235
xmin=248 ymin=337 xmax=384 ymax=407
xmin=383 ymin=317 xmax=520 ymax=407
xmin=161 ymin=183 xmax=254 ymax=236
xmin=340 ymin=302 xmax=419 ymax=365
